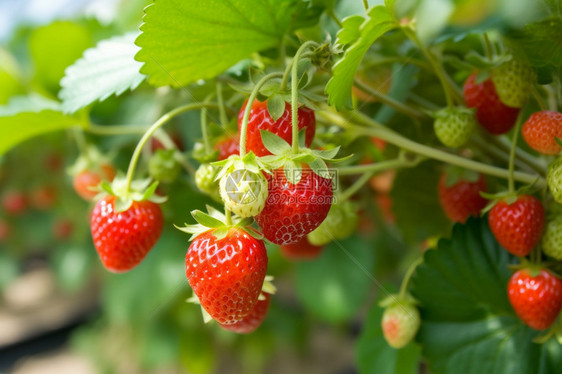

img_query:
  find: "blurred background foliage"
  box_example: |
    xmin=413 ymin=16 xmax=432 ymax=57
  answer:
xmin=0 ymin=0 xmax=550 ymax=373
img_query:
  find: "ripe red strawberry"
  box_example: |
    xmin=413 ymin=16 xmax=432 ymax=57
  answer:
xmin=2 ymin=190 xmax=28 ymax=216
xmin=185 ymin=228 xmax=268 ymax=325
xmin=280 ymin=237 xmax=324 ymax=260
xmin=522 ymin=110 xmax=562 ymax=155
xmin=463 ymin=73 xmax=520 ymax=135
xmin=215 ymin=135 xmax=240 ymax=161
xmin=73 ymin=164 xmax=116 ymax=201
xmin=255 ymin=167 xmax=333 ymax=245
xmin=488 ymin=195 xmax=544 ymax=257
xmin=508 ymin=268 xmax=562 ymax=330
xmin=238 ymin=100 xmax=315 ymax=157
xmin=91 ymin=195 xmax=163 ymax=272
xmin=381 ymin=302 xmax=421 ymax=348
xmin=220 ymin=293 xmax=270 ymax=334
xmin=438 ymin=173 xmax=487 ymax=223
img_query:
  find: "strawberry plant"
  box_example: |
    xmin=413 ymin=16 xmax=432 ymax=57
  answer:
xmin=1 ymin=0 xmax=562 ymax=373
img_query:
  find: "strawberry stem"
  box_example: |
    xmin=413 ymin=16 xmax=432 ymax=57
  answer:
xmin=124 ymin=102 xmax=218 ymax=193
xmin=238 ymin=72 xmax=284 ymax=157
xmin=280 ymin=51 xmax=314 ymax=91
xmin=291 ymin=41 xmax=318 ymax=154
xmin=508 ymin=112 xmax=525 ymax=193
xmin=201 ymin=94 xmax=215 ymax=155
xmin=362 ymin=0 xmax=369 ymax=11
xmin=225 ymin=208 xmax=232 ymax=226
xmin=216 ymin=81 xmax=228 ymax=127
xmin=398 ymin=257 xmax=423 ymax=299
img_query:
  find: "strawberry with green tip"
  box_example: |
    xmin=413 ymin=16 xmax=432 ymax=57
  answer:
xmin=219 ymin=168 xmax=268 ymax=217
xmin=90 ymin=178 xmax=165 ymax=273
xmin=522 ymin=110 xmax=562 ymax=155
xmin=488 ymin=195 xmax=544 ymax=257
xmin=148 ymin=149 xmax=180 ymax=183
xmin=433 ymin=107 xmax=477 ymax=148
xmin=380 ymin=295 xmax=421 ymax=349
xmin=195 ymin=164 xmax=220 ymax=200
xmin=508 ymin=267 xmax=562 ymax=330
xmin=491 ymin=59 xmax=534 ymax=108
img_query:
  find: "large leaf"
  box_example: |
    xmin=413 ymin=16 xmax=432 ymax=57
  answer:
xmin=390 ymin=161 xmax=450 ymax=244
xmin=326 ymin=5 xmax=397 ymax=110
xmin=135 ymin=0 xmax=300 ymax=86
xmin=295 ymin=235 xmax=375 ymax=322
xmin=356 ymin=296 xmax=421 ymax=374
xmin=59 ymin=32 xmax=146 ymax=114
xmin=411 ymin=217 xmax=562 ymax=374
xmin=0 ymin=95 xmax=85 ymax=156
xmin=29 ymin=21 xmax=93 ymax=92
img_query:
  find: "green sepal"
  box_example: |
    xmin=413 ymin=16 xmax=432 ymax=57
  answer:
xmin=66 ymin=145 xmax=115 ymax=176
xmin=308 ymin=158 xmax=332 ymax=179
xmin=192 ymin=210 xmax=227 ymax=229
xmin=266 ymin=94 xmax=286 ymax=121
xmin=378 ymin=293 xmax=418 ymax=308
xmin=284 ymin=159 xmax=302 ymax=185
xmin=96 ymin=176 xmax=166 ymax=212
xmin=260 ymin=130 xmax=292 ymax=155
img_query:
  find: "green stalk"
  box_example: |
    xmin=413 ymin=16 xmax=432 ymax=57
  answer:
xmin=87 ymin=124 xmax=149 ymax=135
xmin=238 ymin=72 xmax=284 ymax=156
xmin=201 ymin=95 xmax=215 ymax=155
xmin=338 ymin=157 xmax=420 ymax=176
xmin=216 ymin=82 xmax=228 ymax=127
xmin=398 ymin=257 xmax=423 ymax=299
xmin=508 ymin=112 xmax=526 ymax=193
xmin=124 ymin=102 xmax=218 ymax=193
xmin=362 ymin=0 xmax=369 ymax=11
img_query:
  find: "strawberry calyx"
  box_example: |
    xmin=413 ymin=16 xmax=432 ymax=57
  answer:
xmin=506 ymin=260 xmax=561 ymax=278
xmin=212 ymin=152 xmax=270 ymax=180
xmin=176 ymin=205 xmax=263 ymax=241
xmin=441 ymin=166 xmax=481 ymax=187
xmin=67 ymin=145 xmax=114 ymax=177
xmin=480 ymin=184 xmax=541 ymax=214
xmin=259 ymin=130 xmax=350 ymax=184
xmin=378 ymin=293 xmax=418 ymax=309
xmin=98 ymin=176 xmax=166 ymax=212
xmin=432 ymin=106 xmax=475 ymax=119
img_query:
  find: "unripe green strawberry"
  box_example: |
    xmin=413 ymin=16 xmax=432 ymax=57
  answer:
xmin=491 ymin=59 xmax=534 ymax=108
xmin=542 ymin=216 xmax=562 ymax=260
xmin=434 ymin=107 xmax=476 ymax=148
xmin=308 ymin=200 xmax=358 ymax=246
xmin=219 ymin=169 xmax=267 ymax=217
xmin=547 ymin=157 xmax=562 ymax=204
xmin=381 ymin=302 xmax=421 ymax=349
xmin=149 ymin=149 xmax=180 ymax=183
xmin=195 ymin=164 xmax=220 ymax=200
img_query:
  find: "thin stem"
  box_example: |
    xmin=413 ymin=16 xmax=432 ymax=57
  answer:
xmin=353 ymin=78 xmax=425 ymax=119
xmin=291 ymin=41 xmax=319 ymax=154
xmin=239 ymin=72 xmax=284 ymax=156
xmin=403 ymin=27 xmax=461 ymax=107
xmin=87 ymin=124 xmax=149 ymax=135
xmin=125 ymin=102 xmax=218 ymax=192
xmin=225 ymin=208 xmax=232 ymax=226
xmin=489 ymin=132 xmax=547 ymax=176
xmin=362 ymin=0 xmax=369 ymax=11
xmin=532 ymin=84 xmax=547 ymax=111
xmin=280 ymin=51 xmax=315 ymax=91
xmin=216 ymin=82 xmax=228 ymax=127
xmin=338 ymin=157 xmax=420 ymax=176
xmin=327 ymin=8 xmax=343 ymax=27
xmin=508 ymin=112 xmax=526 ymax=193
xmin=72 ymin=128 xmax=89 ymax=155
xmin=398 ymin=257 xmax=423 ymax=299
xmin=482 ymin=33 xmax=493 ymax=60
xmin=340 ymin=172 xmax=375 ymax=201
xmin=201 ymin=95 xmax=215 ymax=155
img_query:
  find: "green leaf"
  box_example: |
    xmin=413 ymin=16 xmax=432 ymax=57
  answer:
xmin=390 ymin=161 xmax=450 ymax=244
xmin=59 ymin=32 xmax=145 ymax=114
xmin=357 ymin=297 xmax=421 ymax=374
xmin=135 ymin=0 xmax=299 ymax=86
xmin=295 ymin=235 xmax=375 ymax=322
xmin=29 ymin=21 xmax=93 ymax=92
xmin=411 ymin=217 xmax=562 ymax=374
xmin=260 ymin=130 xmax=292 ymax=155
xmin=0 ymin=95 xmax=85 ymax=156
xmin=191 ymin=210 xmax=225 ymax=229
xmin=336 ymin=15 xmax=364 ymax=46
xmin=326 ymin=6 xmax=397 ymax=110
xmin=266 ymin=94 xmax=286 ymax=121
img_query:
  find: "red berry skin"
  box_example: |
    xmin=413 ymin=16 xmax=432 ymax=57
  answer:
xmin=463 ymin=73 xmax=520 ymax=135
xmin=2 ymin=191 xmax=28 ymax=216
xmin=238 ymin=100 xmax=316 ymax=157
xmin=186 ymin=228 xmax=268 ymax=325
xmin=522 ymin=110 xmax=562 ymax=155
xmin=30 ymin=186 xmax=57 ymax=210
xmin=73 ymin=164 xmax=116 ymax=201
xmin=255 ymin=168 xmax=333 ymax=245
xmin=488 ymin=195 xmax=545 ymax=257
xmin=280 ymin=237 xmax=324 ymax=260
xmin=508 ymin=268 xmax=562 ymax=330
xmin=53 ymin=219 xmax=74 ymax=241
xmin=215 ymin=135 xmax=240 ymax=161
xmin=91 ymin=196 xmax=163 ymax=273
xmin=438 ymin=174 xmax=487 ymax=223
xmin=220 ymin=293 xmax=270 ymax=334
